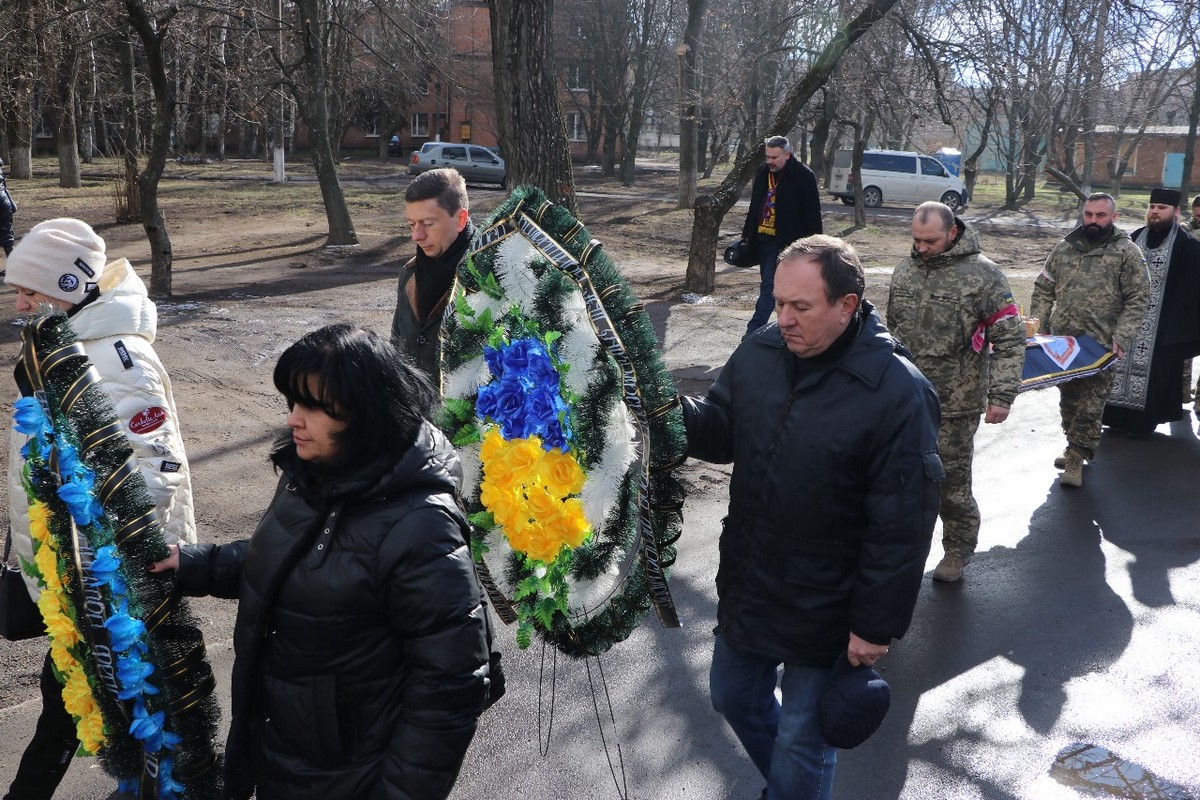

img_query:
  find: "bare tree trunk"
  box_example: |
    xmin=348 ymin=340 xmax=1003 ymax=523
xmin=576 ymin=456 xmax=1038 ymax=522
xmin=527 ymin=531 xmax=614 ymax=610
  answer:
xmin=677 ymin=0 xmax=707 ymax=209
xmin=55 ymin=48 xmax=82 ymax=188
xmin=124 ymin=0 xmax=178 ymax=297
xmin=291 ymin=0 xmax=358 ymax=245
xmin=8 ymin=0 xmax=35 ymax=179
xmin=490 ymin=0 xmax=577 ymax=214
xmin=683 ymin=0 xmax=898 ymax=294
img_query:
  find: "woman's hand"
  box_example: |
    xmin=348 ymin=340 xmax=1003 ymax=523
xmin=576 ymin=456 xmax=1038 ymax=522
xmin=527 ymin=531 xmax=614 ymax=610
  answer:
xmin=148 ymin=544 xmax=180 ymax=573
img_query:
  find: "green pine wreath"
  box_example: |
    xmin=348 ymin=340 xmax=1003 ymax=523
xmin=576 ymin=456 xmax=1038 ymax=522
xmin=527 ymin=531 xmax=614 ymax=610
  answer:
xmin=14 ymin=313 xmax=221 ymax=799
xmin=437 ymin=186 xmax=687 ymax=658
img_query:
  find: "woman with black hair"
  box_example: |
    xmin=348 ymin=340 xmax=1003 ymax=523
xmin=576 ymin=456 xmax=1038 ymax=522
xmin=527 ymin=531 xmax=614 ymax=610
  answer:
xmin=152 ymin=323 xmax=495 ymax=800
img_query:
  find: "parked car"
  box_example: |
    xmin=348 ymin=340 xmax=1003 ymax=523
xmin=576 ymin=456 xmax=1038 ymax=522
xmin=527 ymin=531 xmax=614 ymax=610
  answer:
xmin=388 ymin=135 xmax=402 ymax=155
xmin=408 ymin=143 xmax=506 ymax=185
xmin=830 ymin=148 xmax=968 ymax=211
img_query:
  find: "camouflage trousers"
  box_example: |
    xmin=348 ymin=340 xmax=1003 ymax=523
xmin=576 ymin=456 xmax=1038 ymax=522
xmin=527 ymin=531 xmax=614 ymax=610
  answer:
xmin=938 ymin=413 xmax=982 ymax=558
xmin=1058 ymin=369 xmax=1116 ymax=460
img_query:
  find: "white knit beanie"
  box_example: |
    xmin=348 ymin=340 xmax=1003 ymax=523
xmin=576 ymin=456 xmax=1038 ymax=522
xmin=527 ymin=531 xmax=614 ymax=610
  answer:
xmin=4 ymin=218 xmax=107 ymax=305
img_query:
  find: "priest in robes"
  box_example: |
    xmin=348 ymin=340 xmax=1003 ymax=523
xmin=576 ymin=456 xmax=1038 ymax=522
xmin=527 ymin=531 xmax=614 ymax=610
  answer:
xmin=1104 ymin=188 xmax=1200 ymax=435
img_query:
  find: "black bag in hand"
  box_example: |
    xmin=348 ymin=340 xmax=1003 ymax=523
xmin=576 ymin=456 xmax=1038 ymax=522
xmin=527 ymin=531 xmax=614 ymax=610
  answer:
xmin=723 ymin=239 xmax=758 ymax=268
xmin=1 ymin=531 xmax=44 ymax=641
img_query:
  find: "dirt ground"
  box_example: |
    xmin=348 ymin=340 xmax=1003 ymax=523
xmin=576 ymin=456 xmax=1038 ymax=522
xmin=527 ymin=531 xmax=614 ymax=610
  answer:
xmin=0 ymin=157 xmax=1064 ymax=709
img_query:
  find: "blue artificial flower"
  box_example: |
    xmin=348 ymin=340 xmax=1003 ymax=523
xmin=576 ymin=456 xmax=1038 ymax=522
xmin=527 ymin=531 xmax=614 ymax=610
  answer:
xmin=117 ymin=654 xmax=159 ymax=700
xmin=500 ymin=337 xmax=536 ymax=377
xmin=542 ymin=417 xmax=569 ymax=452
xmin=13 ymin=397 xmax=49 ymax=436
xmin=105 ymin=603 xmax=148 ymax=652
xmin=90 ymin=546 xmax=127 ymax=593
xmin=57 ymin=478 xmax=104 ymax=527
xmin=55 ymin=440 xmax=84 ymax=480
xmin=129 ymin=700 xmax=167 ymax=751
xmin=158 ymin=757 xmax=186 ymax=798
xmin=483 ymin=344 xmax=505 ymax=379
xmin=525 ymin=346 xmax=560 ymax=387
xmin=523 ymin=385 xmax=562 ymax=438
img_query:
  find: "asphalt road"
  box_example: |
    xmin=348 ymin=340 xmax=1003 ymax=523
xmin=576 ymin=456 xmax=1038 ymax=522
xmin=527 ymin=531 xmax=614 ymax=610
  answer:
xmin=3 ymin=287 xmax=1199 ymax=799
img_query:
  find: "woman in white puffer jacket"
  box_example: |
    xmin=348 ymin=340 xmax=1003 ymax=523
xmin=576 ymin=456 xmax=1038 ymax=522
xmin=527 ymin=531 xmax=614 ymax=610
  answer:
xmin=3 ymin=217 xmax=196 ymax=799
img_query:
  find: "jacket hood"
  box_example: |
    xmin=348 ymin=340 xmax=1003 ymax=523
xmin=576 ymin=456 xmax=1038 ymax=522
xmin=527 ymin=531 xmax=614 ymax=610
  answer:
xmin=68 ymin=258 xmax=157 ymax=344
xmin=276 ymin=422 xmax=463 ymax=507
xmin=909 ymin=217 xmax=982 ymax=268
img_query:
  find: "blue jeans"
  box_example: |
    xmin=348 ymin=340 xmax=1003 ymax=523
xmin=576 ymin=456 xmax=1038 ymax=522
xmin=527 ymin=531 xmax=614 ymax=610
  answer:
xmin=747 ymin=239 xmax=781 ymax=336
xmin=710 ymin=634 xmax=837 ymax=800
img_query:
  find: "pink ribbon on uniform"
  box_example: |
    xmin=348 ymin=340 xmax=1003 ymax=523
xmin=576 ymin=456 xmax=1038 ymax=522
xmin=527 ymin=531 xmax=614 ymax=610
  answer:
xmin=971 ymin=302 xmax=1020 ymax=353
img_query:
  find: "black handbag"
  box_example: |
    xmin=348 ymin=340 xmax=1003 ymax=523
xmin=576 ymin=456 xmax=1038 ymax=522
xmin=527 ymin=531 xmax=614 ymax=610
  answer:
xmin=723 ymin=239 xmax=758 ymax=268
xmin=1 ymin=530 xmax=45 ymax=641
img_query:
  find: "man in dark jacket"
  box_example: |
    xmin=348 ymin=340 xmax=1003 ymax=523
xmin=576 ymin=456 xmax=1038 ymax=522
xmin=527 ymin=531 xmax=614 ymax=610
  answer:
xmin=741 ymin=135 xmax=824 ymax=337
xmin=683 ymin=235 xmax=942 ymax=800
xmin=0 ymin=156 xmax=15 ymax=257
xmin=392 ymin=168 xmax=474 ymax=387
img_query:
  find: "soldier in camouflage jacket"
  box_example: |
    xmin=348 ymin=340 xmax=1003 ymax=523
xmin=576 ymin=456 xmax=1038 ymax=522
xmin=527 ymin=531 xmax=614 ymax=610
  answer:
xmin=1030 ymin=193 xmax=1150 ymax=482
xmin=887 ymin=203 xmax=1024 ymax=582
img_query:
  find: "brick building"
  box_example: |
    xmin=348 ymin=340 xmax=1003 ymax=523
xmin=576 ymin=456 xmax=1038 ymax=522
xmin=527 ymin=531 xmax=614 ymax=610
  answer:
xmin=1077 ymin=126 xmax=1199 ymax=190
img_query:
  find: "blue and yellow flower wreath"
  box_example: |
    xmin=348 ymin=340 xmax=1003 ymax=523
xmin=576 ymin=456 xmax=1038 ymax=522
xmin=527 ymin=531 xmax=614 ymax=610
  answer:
xmin=438 ymin=187 xmax=688 ymax=658
xmin=14 ymin=313 xmax=221 ymax=800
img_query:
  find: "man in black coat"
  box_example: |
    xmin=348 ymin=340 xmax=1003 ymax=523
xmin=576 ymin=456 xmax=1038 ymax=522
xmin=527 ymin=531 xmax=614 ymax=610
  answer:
xmin=1103 ymin=187 xmax=1200 ymax=434
xmin=741 ymin=135 xmax=824 ymax=337
xmin=0 ymin=156 xmax=15 ymax=257
xmin=682 ymin=235 xmax=942 ymax=800
xmin=392 ymin=168 xmax=474 ymax=386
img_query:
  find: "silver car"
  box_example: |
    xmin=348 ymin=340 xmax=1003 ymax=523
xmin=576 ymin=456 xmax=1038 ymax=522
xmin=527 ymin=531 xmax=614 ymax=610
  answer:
xmin=408 ymin=143 xmax=506 ymax=185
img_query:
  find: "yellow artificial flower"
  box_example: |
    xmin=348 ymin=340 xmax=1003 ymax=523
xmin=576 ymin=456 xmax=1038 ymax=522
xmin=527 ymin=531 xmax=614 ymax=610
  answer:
xmin=41 ymin=597 xmax=80 ymax=648
xmin=482 ymin=453 xmax=519 ymax=491
xmin=523 ymin=482 xmax=561 ymax=521
xmin=28 ymin=502 xmax=54 ymax=547
xmin=503 ymin=437 xmax=544 ymax=478
xmin=536 ymin=449 xmax=585 ymax=497
xmin=558 ymin=498 xmax=592 ymax=549
xmin=480 ymin=480 xmax=523 ymax=532
xmin=49 ymin=640 xmax=75 ymax=676
xmin=479 ymin=427 xmax=506 ymax=463
xmin=62 ymin=668 xmax=99 ymax=719
xmin=77 ymin=711 xmax=107 ymax=754
xmin=527 ymin=524 xmax=565 ymax=563
xmin=34 ymin=543 xmax=60 ymax=590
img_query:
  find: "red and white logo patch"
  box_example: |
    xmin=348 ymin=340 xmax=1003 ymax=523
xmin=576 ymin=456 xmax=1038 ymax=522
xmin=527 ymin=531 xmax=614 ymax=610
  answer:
xmin=129 ymin=406 xmax=168 ymax=435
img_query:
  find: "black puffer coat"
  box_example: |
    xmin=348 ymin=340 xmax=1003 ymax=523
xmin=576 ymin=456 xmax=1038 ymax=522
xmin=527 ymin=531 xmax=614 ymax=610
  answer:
xmin=177 ymin=424 xmax=492 ymax=800
xmin=682 ymin=303 xmax=942 ymax=667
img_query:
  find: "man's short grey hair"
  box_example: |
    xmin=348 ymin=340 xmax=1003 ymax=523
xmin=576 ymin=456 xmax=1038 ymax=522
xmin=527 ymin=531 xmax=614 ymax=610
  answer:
xmin=1085 ymin=192 xmax=1116 ymax=212
xmin=763 ymin=135 xmax=792 ymax=153
xmin=914 ymin=201 xmax=955 ymax=232
xmin=779 ymin=234 xmax=866 ymax=304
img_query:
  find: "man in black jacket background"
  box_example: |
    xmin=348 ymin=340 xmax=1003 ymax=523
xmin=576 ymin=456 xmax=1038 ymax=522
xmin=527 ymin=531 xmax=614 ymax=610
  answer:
xmin=682 ymin=235 xmax=942 ymax=800
xmin=741 ymin=135 xmax=824 ymax=337
xmin=0 ymin=156 xmax=15 ymax=257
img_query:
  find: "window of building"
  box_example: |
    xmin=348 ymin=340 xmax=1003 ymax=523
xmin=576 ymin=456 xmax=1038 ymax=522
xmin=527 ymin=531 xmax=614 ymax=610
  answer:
xmin=412 ymin=113 xmax=430 ymax=138
xmin=566 ymin=112 xmax=586 ymax=142
xmin=565 ymin=64 xmax=588 ymax=92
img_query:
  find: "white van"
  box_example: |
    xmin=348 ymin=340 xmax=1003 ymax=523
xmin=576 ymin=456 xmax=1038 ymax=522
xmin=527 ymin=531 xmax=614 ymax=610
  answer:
xmin=830 ymin=149 xmax=968 ymax=211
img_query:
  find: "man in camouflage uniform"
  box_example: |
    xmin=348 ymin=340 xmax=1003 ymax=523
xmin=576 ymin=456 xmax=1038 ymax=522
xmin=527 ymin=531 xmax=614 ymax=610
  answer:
xmin=1030 ymin=193 xmax=1150 ymax=487
xmin=887 ymin=202 xmax=1025 ymax=583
